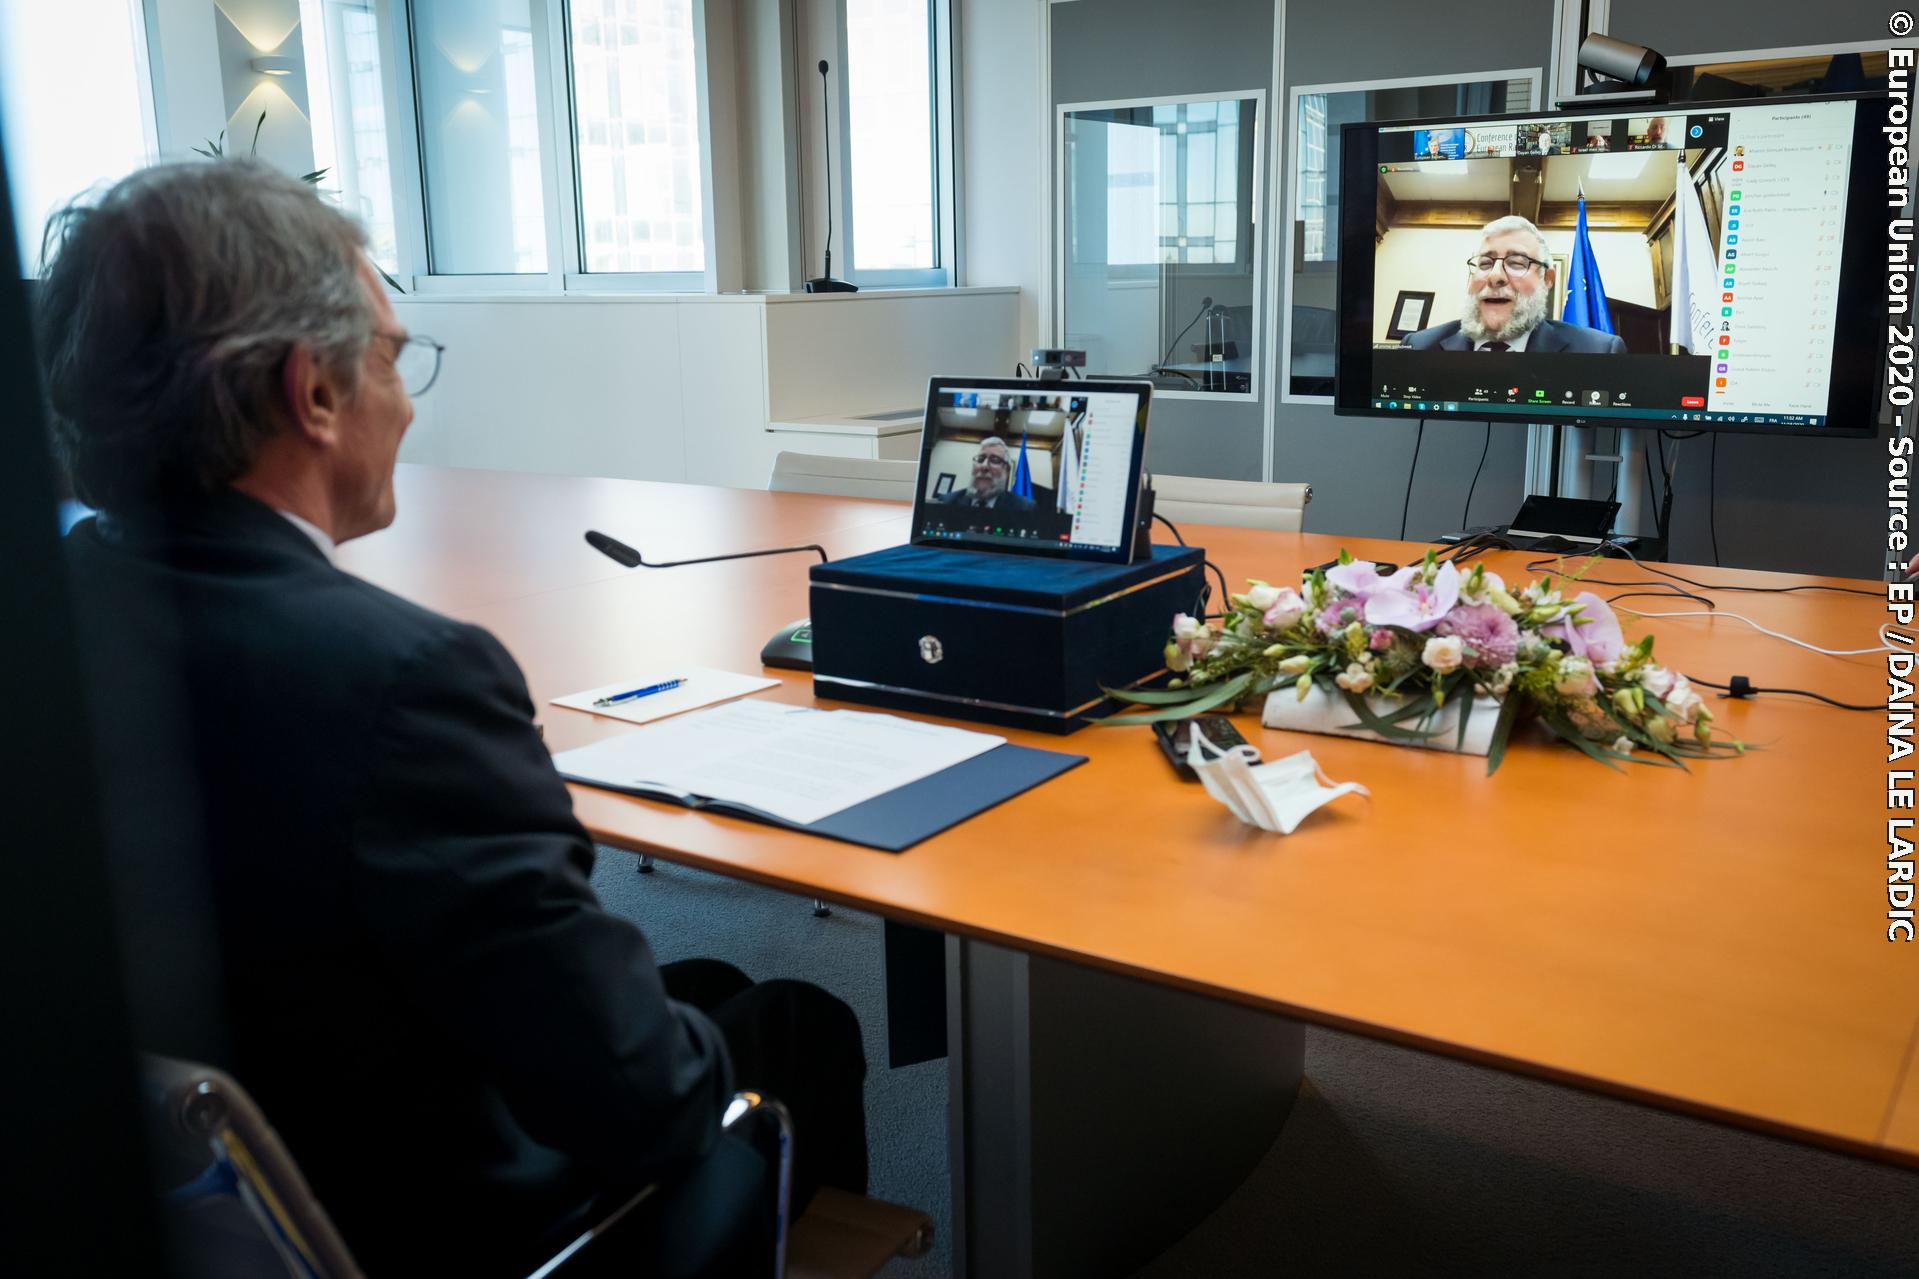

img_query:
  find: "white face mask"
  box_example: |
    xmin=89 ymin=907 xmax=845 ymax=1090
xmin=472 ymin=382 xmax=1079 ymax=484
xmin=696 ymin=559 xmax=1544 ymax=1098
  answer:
xmin=1186 ymin=728 xmax=1369 ymax=835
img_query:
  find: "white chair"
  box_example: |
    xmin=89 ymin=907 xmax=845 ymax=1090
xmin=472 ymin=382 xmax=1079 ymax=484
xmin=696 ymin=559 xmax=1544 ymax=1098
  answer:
xmin=767 ymin=453 xmax=917 ymax=502
xmin=1150 ymin=475 xmax=1312 ymax=533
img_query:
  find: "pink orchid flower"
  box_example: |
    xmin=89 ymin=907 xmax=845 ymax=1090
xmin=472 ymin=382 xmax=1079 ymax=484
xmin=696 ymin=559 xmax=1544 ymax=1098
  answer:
xmin=1543 ymin=591 xmax=1625 ymax=665
xmin=1363 ymin=561 xmax=1461 ymax=633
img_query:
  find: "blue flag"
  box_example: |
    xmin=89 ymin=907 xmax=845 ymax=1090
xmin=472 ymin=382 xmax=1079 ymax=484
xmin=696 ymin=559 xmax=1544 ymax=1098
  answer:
xmin=1012 ymin=433 xmax=1034 ymax=499
xmin=1560 ymin=194 xmax=1615 ymax=335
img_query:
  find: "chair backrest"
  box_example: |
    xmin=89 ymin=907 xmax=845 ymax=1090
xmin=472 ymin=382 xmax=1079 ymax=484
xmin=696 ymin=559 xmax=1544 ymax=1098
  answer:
xmin=768 ymin=452 xmax=917 ymax=501
xmin=141 ymin=1054 xmax=365 ymax=1279
xmin=1150 ymin=475 xmax=1312 ymax=533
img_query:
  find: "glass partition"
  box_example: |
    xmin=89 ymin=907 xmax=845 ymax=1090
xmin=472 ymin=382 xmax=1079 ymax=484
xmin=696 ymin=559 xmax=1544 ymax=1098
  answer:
xmin=1286 ymin=73 xmax=1536 ymax=399
xmin=1059 ymin=93 xmax=1262 ymax=396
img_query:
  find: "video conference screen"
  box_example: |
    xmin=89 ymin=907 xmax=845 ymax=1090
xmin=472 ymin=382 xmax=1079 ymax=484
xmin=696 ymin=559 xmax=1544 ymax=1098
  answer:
xmin=912 ymin=379 xmax=1150 ymax=560
xmin=1335 ymin=95 xmax=1888 ymax=436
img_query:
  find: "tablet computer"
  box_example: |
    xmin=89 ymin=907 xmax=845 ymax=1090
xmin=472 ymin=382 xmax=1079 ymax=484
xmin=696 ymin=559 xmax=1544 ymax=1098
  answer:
xmin=910 ymin=376 xmax=1153 ymax=564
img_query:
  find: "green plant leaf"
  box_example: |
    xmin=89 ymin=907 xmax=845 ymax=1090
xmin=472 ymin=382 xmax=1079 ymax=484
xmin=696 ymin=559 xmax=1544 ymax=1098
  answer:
xmin=1102 ymin=672 xmax=1253 ymax=726
xmin=1099 ymin=683 xmax=1216 ymax=705
xmin=1485 ymin=693 xmax=1522 ymax=775
xmin=300 ymin=168 xmax=330 ymax=184
xmin=1339 ymin=690 xmax=1446 ymax=741
xmin=249 ymin=110 xmax=267 ymax=157
xmin=1538 ymin=714 xmax=1625 ymax=772
xmin=1455 ymin=680 xmax=1476 ymax=750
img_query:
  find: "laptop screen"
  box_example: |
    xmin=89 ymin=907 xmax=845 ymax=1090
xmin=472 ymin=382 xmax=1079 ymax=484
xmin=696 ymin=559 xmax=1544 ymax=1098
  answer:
xmin=911 ymin=376 xmax=1152 ymax=563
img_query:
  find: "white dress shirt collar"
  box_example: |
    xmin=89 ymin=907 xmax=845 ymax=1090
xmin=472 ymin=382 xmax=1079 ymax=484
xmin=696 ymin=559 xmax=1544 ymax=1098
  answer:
xmin=275 ymin=509 xmax=337 ymax=564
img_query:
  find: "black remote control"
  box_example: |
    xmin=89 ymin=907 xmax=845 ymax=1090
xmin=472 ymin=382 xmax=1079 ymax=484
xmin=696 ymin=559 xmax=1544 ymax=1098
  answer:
xmin=1152 ymin=715 xmax=1252 ymax=781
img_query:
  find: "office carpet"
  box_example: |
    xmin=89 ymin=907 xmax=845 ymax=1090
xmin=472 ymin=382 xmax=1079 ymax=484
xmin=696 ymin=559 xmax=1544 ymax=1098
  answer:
xmin=593 ymin=853 xmax=1919 ymax=1278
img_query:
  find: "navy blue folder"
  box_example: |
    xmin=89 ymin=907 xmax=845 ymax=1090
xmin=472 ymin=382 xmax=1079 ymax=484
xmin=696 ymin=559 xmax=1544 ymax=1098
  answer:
xmin=560 ymin=742 xmax=1085 ymax=853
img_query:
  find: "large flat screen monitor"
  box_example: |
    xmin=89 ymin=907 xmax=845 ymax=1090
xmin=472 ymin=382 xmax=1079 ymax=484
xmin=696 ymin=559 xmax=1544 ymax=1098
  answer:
xmin=911 ymin=376 xmax=1152 ymax=563
xmin=1335 ymin=93 xmax=1891 ymax=436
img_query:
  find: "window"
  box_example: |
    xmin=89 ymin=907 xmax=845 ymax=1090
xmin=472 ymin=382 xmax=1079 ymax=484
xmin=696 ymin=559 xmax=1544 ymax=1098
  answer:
xmin=301 ymin=0 xmax=399 ymax=275
xmin=0 ymin=0 xmax=153 ymax=273
xmin=844 ymin=0 xmax=935 ymax=274
xmin=409 ymin=0 xmax=550 ymax=275
xmin=1059 ymin=94 xmax=1263 ymax=396
xmin=1285 ymin=73 xmax=1537 ymax=399
xmin=566 ymin=0 xmax=705 ymax=275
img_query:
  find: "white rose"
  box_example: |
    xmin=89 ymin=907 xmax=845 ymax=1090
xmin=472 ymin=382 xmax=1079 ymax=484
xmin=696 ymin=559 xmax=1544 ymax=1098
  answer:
xmin=1262 ymin=587 xmax=1306 ymax=630
xmin=1334 ymin=662 xmax=1374 ymax=694
xmin=1639 ymin=665 xmax=1677 ymax=699
xmin=1277 ymin=654 xmax=1313 ymax=675
xmin=1611 ymin=735 xmax=1634 ymax=755
xmin=1171 ymin=613 xmax=1204 ymax=642
xmin=1421 ymin=635 xmax=1464 ymax=673
xmin=1244 ymin=582 xmax=1282 ymax=612
xmin=1554 ymin=655 xmax=1598 ymax=698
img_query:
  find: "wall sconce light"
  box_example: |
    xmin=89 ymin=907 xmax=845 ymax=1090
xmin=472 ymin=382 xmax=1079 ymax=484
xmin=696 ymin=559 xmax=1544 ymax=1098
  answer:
xmin=251 ymin=55 xmax=297 ymax=77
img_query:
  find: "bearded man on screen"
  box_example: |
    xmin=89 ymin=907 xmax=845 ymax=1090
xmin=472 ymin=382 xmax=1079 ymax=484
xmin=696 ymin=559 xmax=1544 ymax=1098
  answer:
xmin=1401 ymin=215 xmax=1628 ymax=354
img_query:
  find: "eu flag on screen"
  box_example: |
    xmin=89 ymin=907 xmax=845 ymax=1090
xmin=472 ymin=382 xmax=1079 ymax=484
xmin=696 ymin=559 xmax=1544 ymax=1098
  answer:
xmin=1560 ymin=195 xmax=1615 ymax=335
xmin=1012 ymin=433 xmax=1035 ymax=499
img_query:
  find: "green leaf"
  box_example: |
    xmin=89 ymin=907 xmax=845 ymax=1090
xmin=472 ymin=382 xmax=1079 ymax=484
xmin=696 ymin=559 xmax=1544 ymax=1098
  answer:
xmin=300 ymin=168 xmax=330 ymax=184
xmin=249 ymin=110 xmax=267 ymax=157
xmin=1339 ymin=690 xmax=1447 ymax=741
xmin=1538 ymin=714 xmax=1625 ymax=772
xmin=1102 ymin=673 xmax=1252 ymax=726
xmin=1099 ymin=682 xmax=1217 ymax=705
xmin=1455 ymin=681 xmax=1477 ymax=751
xmin=1485 ymin=693 xmax=1522 ymax=775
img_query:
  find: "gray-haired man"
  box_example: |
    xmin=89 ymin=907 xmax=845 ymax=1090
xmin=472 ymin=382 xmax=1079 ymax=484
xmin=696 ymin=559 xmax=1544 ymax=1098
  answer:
xmin=940 ymin=435 xmax=1036 ymax=509
xmin=42 ymin=160 xmax=866 ymax=1278
xmin=1401 ymin=214 xmax=1629 ymax=353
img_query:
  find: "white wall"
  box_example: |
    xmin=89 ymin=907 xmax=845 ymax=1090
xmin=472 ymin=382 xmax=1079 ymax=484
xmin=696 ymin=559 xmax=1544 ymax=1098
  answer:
xmin=1371 ymin=224 xmax=1658 ymax=342
xmin=957 ymin=0 xmax=1042 ymax=351
xmin=393 ymin=289 xmax=1018 ymax=489
xmin=763 ymin=288 xmax=1021 ymax=418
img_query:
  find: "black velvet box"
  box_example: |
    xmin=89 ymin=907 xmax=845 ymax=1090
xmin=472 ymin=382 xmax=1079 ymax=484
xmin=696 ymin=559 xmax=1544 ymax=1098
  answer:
xmin=809 ymin=544 xmax=1206 ymax=734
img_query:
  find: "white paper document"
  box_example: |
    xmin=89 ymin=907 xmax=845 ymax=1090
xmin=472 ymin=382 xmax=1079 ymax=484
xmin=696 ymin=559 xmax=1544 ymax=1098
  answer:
xmin=551 ymin=667 xmax=778 ymax=726
xmin=552 ymin=700 xmax=1006 ymax=827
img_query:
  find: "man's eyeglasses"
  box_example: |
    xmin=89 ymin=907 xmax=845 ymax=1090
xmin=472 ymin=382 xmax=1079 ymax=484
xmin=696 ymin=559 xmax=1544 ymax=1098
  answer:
xmin=377 ymin=332 xmax=447 ymax=396
xmin=973 ymin=453 xmax=1010 ymax=468
xmin=1467 ymin=253 xmax=1544 ymax=276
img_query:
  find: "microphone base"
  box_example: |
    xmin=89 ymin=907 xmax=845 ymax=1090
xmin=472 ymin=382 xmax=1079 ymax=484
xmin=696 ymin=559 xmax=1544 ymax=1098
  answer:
xmin=761 ymin=618 xmax=815 ymax=671
xmin=803 ymin=277 xmax=859 ymax=294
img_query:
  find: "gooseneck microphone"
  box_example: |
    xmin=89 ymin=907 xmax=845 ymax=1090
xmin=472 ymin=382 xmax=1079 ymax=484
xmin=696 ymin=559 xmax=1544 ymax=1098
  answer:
xmin=1152 ymin=295 xmax=1214 ymax=382
xmin=804 ymin=60 xmax=857 ymax=294
xmin=585 ymin=530 xmax=827 ymax=569
xmin=585 ymin=531 xmax=824 ymax=672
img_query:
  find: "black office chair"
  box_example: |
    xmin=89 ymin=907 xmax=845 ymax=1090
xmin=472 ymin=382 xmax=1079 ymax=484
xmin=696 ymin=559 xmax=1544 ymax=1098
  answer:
xmin=141 ymin=1055 xmax=794 ymax=1278
xmin=141 ymin=1055 xmax=928 ymax=1278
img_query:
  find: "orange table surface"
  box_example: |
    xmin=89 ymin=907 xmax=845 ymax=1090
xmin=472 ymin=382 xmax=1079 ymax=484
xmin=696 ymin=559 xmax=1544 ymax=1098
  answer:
xmin=345 ymin=464 xmax=1919 ymax=1167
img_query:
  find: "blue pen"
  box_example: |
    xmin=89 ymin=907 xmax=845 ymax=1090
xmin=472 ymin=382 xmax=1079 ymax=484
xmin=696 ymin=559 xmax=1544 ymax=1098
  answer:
xmin=593 ymin=677 xmax=686 ymax=707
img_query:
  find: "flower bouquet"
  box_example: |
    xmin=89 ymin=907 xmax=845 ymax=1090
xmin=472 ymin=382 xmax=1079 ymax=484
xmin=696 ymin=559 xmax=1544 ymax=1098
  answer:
xmin=1106 ymin=551 xmax=1744 ymax=773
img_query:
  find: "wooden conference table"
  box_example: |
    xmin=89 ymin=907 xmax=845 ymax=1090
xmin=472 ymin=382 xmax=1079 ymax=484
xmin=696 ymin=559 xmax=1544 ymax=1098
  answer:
xmin=345 ymin=464 xmax=1913 ymax=1271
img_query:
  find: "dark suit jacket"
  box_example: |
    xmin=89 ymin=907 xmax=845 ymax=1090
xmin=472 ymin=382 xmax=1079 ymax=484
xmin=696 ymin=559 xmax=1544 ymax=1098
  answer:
xmin=1400 ymin=318 xmax=1629 ymax=354
xmin=939 ymin=487 xmax=1036 ymax=511
xmin=65 ymin=491 xmax=732 ymax=1277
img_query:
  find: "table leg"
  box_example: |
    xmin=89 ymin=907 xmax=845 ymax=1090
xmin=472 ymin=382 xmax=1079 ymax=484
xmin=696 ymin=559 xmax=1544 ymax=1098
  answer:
xmin=945 ymin=936 xmax=1303 ymax=1279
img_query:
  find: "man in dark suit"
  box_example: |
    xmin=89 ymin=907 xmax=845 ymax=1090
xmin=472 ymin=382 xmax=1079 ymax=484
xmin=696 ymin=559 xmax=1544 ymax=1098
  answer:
xmin=1401 ymin=215 xmax=1629 ymax=355
xmin=938 ymin=435 xmax=1036 ymax=510
xmin=41 ymin=160 xmax=866 ymax=1278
